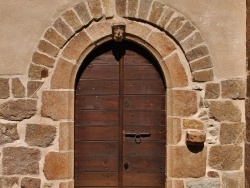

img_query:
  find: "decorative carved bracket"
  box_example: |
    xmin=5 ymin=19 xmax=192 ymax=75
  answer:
xmin=112 ymin=22 xmax=126 ymax=42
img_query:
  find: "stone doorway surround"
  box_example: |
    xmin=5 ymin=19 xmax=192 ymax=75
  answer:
xmin=0 ymin=0 xmax=245 ymax=187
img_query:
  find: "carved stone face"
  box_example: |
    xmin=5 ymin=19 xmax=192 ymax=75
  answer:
xmin=112 ymin=24 xmax=125 ymax=42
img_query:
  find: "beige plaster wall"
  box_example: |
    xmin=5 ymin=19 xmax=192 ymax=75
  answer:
xmin=0 ymin=0 xmax=246 ymax=79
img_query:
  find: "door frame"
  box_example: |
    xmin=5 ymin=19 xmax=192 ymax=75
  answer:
xmin=40 ymin=15 xmax=208 ymax=187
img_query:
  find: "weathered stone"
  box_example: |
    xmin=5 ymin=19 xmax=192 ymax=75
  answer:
xmin=186 ymin=45 xmax=209 ymax=62
xmin=165 ymin=54 xmax=188 ymax=87
xmin=60 ymin=122 xmax=74 ymax=150
xmin=175 ymin=21 xmax=196 ymax=41
xmin=27 ymin=81 xmax=43 ymax=98
xmin=74 ymin=2 xmax=92 ymax=25
xmin=209 ymin=101 xmax=241 ymax=122
xmin=0 ymin=99 xmax=37 ymax=121
xmin=148 ymin=32 xmax=176 ymax=58
xmin=0 ymin=177 xmax=19 ymax=188
xmin=169 ymin=146 xmax=207 ymax=178
xmin=199 ymin=96 xmax=204 ymax=108
xmin=183 ymin=119 xmax=204 ymax=130
xmin=12 ymin=77 xmax=25 ymax=98
xmin=28 ymin=63 xmax=49 ymax=80
xmin=220 ymin=122 xmax=245 ymax=144
xmin=62 ymin=10 xmax=82 ymax=32
xmin=59 ymin=181 xmax=74 ymax=188
xmin=186 ymin=179 xmax=220 ymax=188
xmin=85 ymin=21 xmax=112 ymax=42
xmin=126 ymin=21 xmax=152 ymax=40
xmin=44 ymin=183 xmax=53 ymax=188
xmin=198 ymin=110 xmax=208 ymax=118
xmin=157 ymin=7 xmax=174 ymax=28
xmin=101 ymin=0 xmax=114 ymax=18
xmin=41 ymin=91 xmax=73 ymax=121
xmin=204 ymin=83 xmax=220 ymax=99
xmin=167 ymin=179 xmax=184 ymax=188
xmin=221 ymin=79 xmax=246 ymax=99
xmin=167 ymin=118 xmax=181 ymax=144
xmin=44 ymin=27 xmax=67 ymax=48
xmin=192 ymin=69 xmax=214 ymax=82
xmin=149 ymin=1 xmax=164 ymax=24
xmin=115 ymin=0 xmax=126 ymax=16
xmin=0 ymin=78 xmax=9 ymax=99
xmin=53 ymin=17 xmax=74 ymax=40
xmin=21 ymin=177 xmax=41 ymax=188
xmin=190 ymin=56 xmax=213 ymax=72
xmin=169 ymin=90 xmax=198 ymax=117
xmin=166 ymin=16 xmax=185 ymax=35
xmin=137 ymin=0 xmax=152 ymax=20
xmin=181 ymin=32 xmax=204 ymax=52
xmin=207 ymin=171 xmax=219 ymax=178
xmin=209 ymin=145 xmax=242 ymax=170
xmin=25 ymin=124 xmax=56 ymax=147
xmin=222 ymin=172 xmax=244 ymax=188
xmin=51 ymin=58 xmax=74 ymax=89
xmin=205 ymin=120 xmax=219 ymax=144
xmin=38 ymin=40 xmax=60 ymax=57
xmin=173 ymin=180 xmax=184 ymax=188
xmin=85 ymin=0 xmax=103 ymax=20
xmin=62 ymin=30 xmax=92 ymax=60
xmin=0 ymin=123 xmax=19 ymax=144
xmin=127 ymin=0 xmax=139 ymax=17
xmin=44 ymin=152 xmax=73 ymax=180
xmin=32 ymin=51 xmax=55 ymax=68
xmin=186 ymin=131 xmax=206 ymax=144
xmin=192 ymin=84 xmax=204 ymax=91
xmin=3 ymin=147 xmax=41 ymax=175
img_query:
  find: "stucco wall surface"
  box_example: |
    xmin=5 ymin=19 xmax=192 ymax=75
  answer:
xmin=0 ymin=0 xmax=246 ymax=79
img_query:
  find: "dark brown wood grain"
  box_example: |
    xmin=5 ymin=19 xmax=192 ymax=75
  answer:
xmin=75 ymin=172 xmax=118 ymax=186
xmin=75 ymin=95 xmax=119 ymax=110
xmin=123 ymin=173 xmax=165 ymax=186
xmin=75 ymin=157 xmax=118 ymax=172
xmin=123 ymin=95 xmax=165 ymax=110
xmin=75 ymin=126 xmax=118 ymax=141
xmin=123 ymin=111 xmax=165 ymax=126
xmin=75 ymin=41 xmax=166 ymax=187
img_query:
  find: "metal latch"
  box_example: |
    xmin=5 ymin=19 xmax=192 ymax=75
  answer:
xmin=124 ymin=132 xmax=151 ymax=144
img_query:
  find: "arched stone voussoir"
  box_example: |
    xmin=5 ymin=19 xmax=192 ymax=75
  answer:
xmin=164 ymin=53 xmax=189 ymax=88
xmin=62 ymin=30 xmax=93 ymax=61
xmin=117 ymin=0 xmax=212 ymax=66
xmin=147 ymin=31 xmax=177 ymax=59
xmin=51 ymin=58 xmax=77 ymax=90
xmin=61 ymin=20 xmax=113 ymax=62
xmin=84 ymin=20 xmax=113 ymax=43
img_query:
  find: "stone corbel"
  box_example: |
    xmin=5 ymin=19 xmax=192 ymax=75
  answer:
xmin=112 ymin=22 xmax=126 ymax=42
xmin=186 ymin=130 xmax=206 ymax=145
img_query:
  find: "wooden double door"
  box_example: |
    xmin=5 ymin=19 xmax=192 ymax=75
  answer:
xmin=75 ymin=41 xmax=166 ymax=187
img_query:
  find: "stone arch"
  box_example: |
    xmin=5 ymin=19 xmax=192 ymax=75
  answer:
xmin=28 ymin=0 xmax=214 ymax=84
xmin=28 ymin=0 xmax=214 ymax=186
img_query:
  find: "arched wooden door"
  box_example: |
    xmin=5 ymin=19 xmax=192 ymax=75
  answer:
xmin=75 ymin=41 xmax=166 ymax=188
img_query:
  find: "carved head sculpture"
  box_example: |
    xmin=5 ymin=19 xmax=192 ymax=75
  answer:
xmin=112 ymin=22 xmax=126 ymax=42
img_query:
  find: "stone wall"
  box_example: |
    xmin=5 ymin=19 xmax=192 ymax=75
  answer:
xmin=246 ymin=0 xmax=250 ymax=187
xmin=0 ymin=0 xmax=246 ymax=188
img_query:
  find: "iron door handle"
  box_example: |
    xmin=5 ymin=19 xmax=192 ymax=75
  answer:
xmin=124 ymin=133 xmax=151 ymax=137
xmin=124 ymin=132 xmax=151 ymax=144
